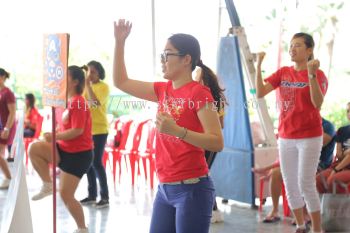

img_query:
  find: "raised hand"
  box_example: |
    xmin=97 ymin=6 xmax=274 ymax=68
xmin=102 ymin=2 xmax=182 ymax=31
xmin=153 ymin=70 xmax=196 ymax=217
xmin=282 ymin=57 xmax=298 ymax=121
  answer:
xmin=114 ymin=19 xmax=132 ymax=43
xmin=307 ymin=59 xmax=320 ymax=75
xmin=256 ymin=52 xmax=266 ymax=67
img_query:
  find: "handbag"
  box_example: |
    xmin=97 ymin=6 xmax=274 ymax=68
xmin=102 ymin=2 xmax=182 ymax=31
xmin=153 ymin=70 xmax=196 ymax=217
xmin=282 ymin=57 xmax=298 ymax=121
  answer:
xmin=320 ymin=180 xmax=350 ymax=232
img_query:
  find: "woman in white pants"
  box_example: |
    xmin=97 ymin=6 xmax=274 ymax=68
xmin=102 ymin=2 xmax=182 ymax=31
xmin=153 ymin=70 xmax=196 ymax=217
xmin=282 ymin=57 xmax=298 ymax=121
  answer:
xmin=255 ymin=33 xmax=328 ymax=233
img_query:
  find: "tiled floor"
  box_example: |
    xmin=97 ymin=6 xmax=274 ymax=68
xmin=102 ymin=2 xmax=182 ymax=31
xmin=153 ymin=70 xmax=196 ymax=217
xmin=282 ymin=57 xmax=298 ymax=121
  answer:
xmin=1 ymin=161 xmax=299 ymax=233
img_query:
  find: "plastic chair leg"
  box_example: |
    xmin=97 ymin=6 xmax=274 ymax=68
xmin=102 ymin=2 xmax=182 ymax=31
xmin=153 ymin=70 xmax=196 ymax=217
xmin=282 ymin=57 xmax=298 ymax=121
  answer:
xmin=281 ymin=183 xmax=290 ymax=217
xmin=149 ymin=156 xmax=155 ymax=189
xmin=259 ymin=178 xmax=264 ymax=211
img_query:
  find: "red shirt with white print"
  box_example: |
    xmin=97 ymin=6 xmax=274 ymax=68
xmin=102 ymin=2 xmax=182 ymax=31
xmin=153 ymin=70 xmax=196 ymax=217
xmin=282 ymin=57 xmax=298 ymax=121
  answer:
xmin=57 ymin=95 xmax=93 ymax=153
xmin=154 ymin=81 xmax=214 ymax=183
xmin=265 ymin=66 xmax=328 ymax=139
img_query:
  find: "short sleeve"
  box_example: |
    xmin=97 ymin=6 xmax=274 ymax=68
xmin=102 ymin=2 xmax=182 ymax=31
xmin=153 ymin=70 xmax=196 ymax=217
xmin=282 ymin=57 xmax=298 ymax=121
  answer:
xmin=192 ymin=84 xmax=214 ymax=112
xmin=153 ymin=82 xmax=167 ymax=100
xmin=264 ymin=68 xmax=283 ymax=89
xmin=317 ymin=70 xmax=328 ymax=95
xmin=335 ymin=127 xmax=344 ymax=143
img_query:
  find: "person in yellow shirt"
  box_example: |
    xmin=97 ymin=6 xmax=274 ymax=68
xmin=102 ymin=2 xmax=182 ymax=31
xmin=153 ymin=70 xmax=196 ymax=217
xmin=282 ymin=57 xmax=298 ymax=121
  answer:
xmin=80 ymin=60 xmax=110 ymax=208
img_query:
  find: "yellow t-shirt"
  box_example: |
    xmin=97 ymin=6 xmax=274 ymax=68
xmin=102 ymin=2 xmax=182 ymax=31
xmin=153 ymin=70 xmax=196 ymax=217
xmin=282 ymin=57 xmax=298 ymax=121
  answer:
xmin=84 ymin=81 xmax=110 ymax=135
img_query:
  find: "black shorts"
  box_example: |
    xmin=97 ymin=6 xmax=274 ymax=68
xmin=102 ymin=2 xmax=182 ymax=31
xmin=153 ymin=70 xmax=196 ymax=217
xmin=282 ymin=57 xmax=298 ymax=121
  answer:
xmin=57 ymin=145 xmax=93 ymax=179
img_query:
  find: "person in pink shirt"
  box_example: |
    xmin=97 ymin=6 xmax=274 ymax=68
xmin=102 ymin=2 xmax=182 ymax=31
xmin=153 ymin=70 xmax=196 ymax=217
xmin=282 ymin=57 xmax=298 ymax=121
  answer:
xmin=0 ymin=68 xmax=16 ymax=189
xmin=255 ymin=33 xmax=327 ymax=233
xmin=113 ymin=19 xmax=223 ymax=233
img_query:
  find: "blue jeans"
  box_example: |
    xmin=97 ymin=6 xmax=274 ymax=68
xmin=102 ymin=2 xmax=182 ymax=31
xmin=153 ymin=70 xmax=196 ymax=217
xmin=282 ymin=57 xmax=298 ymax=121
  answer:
xmin=149 ymin=177 xmax=215 ymax=233
xmin=86 ymin=134 xmax=109 ymax=200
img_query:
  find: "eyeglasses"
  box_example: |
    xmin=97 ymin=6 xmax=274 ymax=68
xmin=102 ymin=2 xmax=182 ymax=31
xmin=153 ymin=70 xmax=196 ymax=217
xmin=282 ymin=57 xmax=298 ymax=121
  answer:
xmin=160 ymin=52 xmax=185 ymax=63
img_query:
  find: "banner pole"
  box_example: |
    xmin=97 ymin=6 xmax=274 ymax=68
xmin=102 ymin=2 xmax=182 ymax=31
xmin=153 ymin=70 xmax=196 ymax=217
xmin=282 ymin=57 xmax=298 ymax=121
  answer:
xmin=52 ymin=107 xmax=57 ymax=233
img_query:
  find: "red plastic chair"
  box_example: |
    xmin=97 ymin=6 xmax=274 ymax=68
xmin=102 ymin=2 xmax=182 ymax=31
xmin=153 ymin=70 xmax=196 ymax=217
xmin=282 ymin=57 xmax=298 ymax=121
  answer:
xmin=109 ymin=120 xmax=133 ymax=186
xmin=137 ymin=123 xmax=157 ymax=189
xmin=122 ymin=119 xmax=151 ymax=186
xmin=259 ymin=177 xmax=290 ymax=217
xmin=103 ymin=118 xmax=122 ymax=169
xmin=24 ymin=114 xmax=44 ymax=166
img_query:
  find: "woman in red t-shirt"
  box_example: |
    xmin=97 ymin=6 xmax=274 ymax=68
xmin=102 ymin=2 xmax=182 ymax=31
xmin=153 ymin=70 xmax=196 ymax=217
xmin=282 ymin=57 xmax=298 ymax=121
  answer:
xmin=24 ymin=93 xmax=40 ymax=138
xmin=255 ymin=33 xmax=327 ymax=233
xmin=0 ymin=68 xmax=16 ymax=189
xmin=29 ymin=66 xmax=93 ymax=233
xmin=114 ymin=20 xmax=224 ymax=233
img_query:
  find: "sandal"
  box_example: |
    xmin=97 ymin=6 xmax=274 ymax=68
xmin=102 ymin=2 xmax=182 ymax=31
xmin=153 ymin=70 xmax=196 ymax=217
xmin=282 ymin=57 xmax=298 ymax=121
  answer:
xmin=291 ymin=219 xmax=312 ymax=226
xmin=262 ymin=215 xmax=281 ymax=223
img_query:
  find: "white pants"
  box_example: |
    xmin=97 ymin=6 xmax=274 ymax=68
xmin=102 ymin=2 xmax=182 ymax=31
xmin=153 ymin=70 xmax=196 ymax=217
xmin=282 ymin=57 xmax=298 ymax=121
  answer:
xmin=278 ymin=136 xmax=322 ymax=213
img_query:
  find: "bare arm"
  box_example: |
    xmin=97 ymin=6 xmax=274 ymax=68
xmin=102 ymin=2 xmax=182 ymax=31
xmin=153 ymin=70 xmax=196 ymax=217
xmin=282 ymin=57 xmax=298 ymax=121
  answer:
xmin=252 ymin=162 xmax=279 ymax=174
xmin=334 ymin=149 xmax=350 ymax=170
xmin=45 ymin=128 xmax=84 ymax=142
xmin=57 ymin=128 xmax=84 ymax=141
xmin=335 ymin=142 xmax=344 ymax=161
xmin=219 ymin=115 xmax=224 ymax=129
xmin=255 ymin=52 xmax=274 ymax=98
xmin=156 ymin=105 xmax=224 ymax=152
xmin=307 ymin=60 xmax=324 ymax=109
xmin=113 ymin=20 xmax=157 ymax=102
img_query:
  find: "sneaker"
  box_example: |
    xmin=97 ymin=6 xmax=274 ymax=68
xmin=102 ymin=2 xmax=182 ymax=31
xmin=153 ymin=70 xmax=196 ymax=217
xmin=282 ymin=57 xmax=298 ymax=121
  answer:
xmin=95 ymin=199 xmax=109 ymax=209
xmin=32 ymin=182 xmax=53 ymax=201
xmin=211 ymin=210 xmax=224 ymax=223
xmin=0 ymin=179 xmax=11 ymax=189
xmin=73 ymin=228 xmax=89 ymax=233
xmin=80 ymin=197 xmax=96 ymax=205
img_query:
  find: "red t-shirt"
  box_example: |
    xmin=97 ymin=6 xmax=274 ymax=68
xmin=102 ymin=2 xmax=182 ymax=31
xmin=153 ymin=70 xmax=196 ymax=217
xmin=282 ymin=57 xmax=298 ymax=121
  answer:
xmin=25 ymin=107 xmax=40 ymax=130
xmin=57 ymin=95 xmax=93 ymax=153
xmin=265 ymin=66 xmax=328 ymax=139
xmin=0 ymin=87 xmax=16 ymax=145
xmin=154 ymin=81 xmax=214 ymax=183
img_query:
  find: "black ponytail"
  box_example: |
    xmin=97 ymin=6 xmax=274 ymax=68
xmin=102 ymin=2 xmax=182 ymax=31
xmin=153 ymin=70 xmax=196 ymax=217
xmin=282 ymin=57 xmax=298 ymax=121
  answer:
xmin=197 ymin=62 xmax=227 ymax=111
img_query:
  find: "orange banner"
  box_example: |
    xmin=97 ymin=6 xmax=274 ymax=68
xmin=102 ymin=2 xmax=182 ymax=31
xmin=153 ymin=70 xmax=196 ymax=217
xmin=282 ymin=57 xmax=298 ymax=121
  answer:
xmin=43 ymin=34 xmax=70 ymax=108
